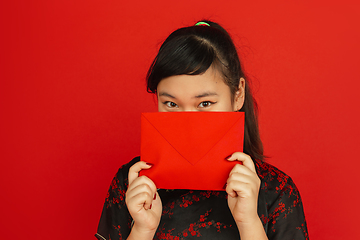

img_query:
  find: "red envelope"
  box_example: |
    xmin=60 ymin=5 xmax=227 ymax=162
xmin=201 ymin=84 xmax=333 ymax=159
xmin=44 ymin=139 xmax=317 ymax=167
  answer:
xmin=140 ymin=112 xmax=244 ymax=190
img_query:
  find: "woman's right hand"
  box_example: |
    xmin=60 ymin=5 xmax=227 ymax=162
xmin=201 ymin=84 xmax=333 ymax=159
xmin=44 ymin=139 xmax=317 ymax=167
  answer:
xmin=126 ymin=161 xmax=162 ymax=239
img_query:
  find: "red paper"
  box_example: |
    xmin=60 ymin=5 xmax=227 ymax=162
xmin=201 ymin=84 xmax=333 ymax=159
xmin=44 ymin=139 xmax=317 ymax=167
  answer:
xmin=140 ymin=112 xmax=244 ymax=190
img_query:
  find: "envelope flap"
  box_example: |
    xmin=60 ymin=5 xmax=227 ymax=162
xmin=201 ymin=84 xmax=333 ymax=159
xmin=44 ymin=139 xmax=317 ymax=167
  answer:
xmin=142 ymin=112 xmax=244 ymax=165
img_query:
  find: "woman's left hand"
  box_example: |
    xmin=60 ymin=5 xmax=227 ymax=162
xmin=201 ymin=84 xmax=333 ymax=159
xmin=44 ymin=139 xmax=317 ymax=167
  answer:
xmin=225 ymin=152 xmax=261 ymax=225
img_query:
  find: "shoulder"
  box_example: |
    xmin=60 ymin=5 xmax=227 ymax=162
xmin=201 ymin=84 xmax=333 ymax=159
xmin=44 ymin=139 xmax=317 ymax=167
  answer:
xmin=115 ymin=156 xmax=140 ymax=177
xmin=113 ymin=156 xmax=140 ymax=188
xmin=255 ymin=160 xmax=301 ymax=205
xmin=96 ymin=157 xmax=140 ymax=240
xmin=104 ymin=157 xmax=140 ymax=208
xmin=255 ymin=161 xmax=309 ymax=238
xmin=255 ymin=160 xmax=290 ymax=185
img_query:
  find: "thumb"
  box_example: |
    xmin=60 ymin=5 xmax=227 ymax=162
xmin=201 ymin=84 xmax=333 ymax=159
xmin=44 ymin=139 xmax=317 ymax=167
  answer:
xmin=128 ymin=161 xmax=152 ymax=185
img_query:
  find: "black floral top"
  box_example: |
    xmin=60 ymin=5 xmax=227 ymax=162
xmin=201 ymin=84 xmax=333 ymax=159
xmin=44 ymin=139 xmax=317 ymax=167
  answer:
xmin=95 ymin=157 xmax=309 ymax=240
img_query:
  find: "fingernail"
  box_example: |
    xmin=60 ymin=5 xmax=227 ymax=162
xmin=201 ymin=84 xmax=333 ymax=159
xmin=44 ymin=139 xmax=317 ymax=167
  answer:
xmin=223 ymin=183 xmax=227 ymax=190
xmin=149 ymin=204 xmax=152 ymax=209
xmin=225 ymin=154 xmax=232 ymax=160
xmin=153 ymin=193 xmax=156 ymax=200
xmin=146 ymin=163 xmax=154 ymax=166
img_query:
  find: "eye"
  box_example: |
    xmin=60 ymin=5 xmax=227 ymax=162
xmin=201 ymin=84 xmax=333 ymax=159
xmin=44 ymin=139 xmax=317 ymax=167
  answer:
xmin=198 ymin=101 xmax=215 ymax=108
xmin=164 ymin=101 xmax=178 ymax=108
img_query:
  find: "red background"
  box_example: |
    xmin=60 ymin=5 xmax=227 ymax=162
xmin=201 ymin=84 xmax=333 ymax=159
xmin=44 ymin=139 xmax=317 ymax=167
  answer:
xmin=1 ymin=0 xmax=359 ymax=239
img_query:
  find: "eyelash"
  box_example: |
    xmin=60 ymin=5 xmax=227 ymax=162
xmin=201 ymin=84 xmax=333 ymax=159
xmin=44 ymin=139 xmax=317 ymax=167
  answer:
xmin=163 ymin=101 xmax=217 ymax=108
xmin=198 ymin=101 xmax=216 ymax=108
xmin=164 ymin=101 xmax=178 ymax=108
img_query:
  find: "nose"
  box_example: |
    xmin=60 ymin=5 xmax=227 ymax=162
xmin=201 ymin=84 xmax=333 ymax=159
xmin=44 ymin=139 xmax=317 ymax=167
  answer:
xmin=182 ymin=107 xmax=198 ymax=112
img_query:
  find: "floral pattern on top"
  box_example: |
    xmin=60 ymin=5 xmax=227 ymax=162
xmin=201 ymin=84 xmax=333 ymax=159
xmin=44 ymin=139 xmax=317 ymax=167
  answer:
xmin=95 ymin=157 xmax=309 ymax=240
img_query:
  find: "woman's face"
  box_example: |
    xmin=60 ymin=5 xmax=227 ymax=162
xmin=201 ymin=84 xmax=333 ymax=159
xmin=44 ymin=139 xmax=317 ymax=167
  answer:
xmin=157 ymin=67 xmax=245 ymax=112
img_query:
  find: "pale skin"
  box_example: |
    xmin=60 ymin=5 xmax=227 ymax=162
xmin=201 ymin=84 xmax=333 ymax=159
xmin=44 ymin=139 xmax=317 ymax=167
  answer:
xmin=125 ymin=67 xmax=268 ymax=240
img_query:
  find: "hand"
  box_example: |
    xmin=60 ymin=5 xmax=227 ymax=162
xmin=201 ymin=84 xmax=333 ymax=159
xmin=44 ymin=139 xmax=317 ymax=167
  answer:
xmin=125 ymin=161 xmax=162 ymax=238
xmin=225 ymin=152 xmax=261 ymax=225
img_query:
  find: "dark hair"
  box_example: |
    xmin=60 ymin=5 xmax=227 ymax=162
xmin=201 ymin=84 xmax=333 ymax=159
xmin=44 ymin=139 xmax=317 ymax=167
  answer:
xmin=146 ymin=20 xmax=265 ymax=161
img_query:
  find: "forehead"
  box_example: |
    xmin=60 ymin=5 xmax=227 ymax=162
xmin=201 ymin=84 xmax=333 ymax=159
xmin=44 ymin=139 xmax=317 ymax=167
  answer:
xmin=157 ymin=68 xmax=230 ymax=95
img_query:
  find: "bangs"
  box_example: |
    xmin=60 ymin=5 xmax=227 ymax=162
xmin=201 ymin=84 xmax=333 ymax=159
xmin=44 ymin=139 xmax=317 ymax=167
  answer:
xmin=147 ymin=35 xmax=218 ymax=93
xmin=157 ymin=35 xmax=216 ymax=78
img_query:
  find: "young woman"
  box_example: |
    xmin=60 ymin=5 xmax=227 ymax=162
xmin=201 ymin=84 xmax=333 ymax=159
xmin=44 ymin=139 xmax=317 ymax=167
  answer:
xmin=95 ymin=20 xmax=308 ymax=240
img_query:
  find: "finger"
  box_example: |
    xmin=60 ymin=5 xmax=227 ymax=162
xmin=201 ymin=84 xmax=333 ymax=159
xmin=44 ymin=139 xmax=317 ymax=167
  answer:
xmin=226 ymin=152 xmax=256 ymax=173
xmin=126 ymin=184 xmax=155 ymax=210
xmin=127 ymin=176 xmax=157 ymax=198
xmin=126 ymin=181 xmax=154 ymax=198
xmin=228 ymin=164 xmax=254 ymax=178
xmin=226 ymin=170 xmax=260 ymax=196
xmin=128 ymin=161 xmax=152 ymax=186
xmin=227 ymin=170 xmax=254 ymax=184
xmin=225 ymin=180 xmax=253 ymax=198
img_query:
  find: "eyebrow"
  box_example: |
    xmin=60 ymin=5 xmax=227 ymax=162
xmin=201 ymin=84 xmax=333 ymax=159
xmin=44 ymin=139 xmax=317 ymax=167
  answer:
xmin=158 ymin=92 xmax=176 ymax=98
xmin=158 ymin=91 xmax=218 ymax=99
xmin=194 ymin=92 xmax=218 ymax=98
